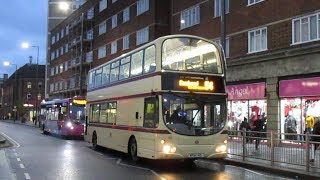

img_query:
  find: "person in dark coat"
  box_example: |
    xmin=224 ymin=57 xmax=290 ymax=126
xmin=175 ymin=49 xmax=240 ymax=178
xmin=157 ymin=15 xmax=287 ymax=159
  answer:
xmin=240 ymin=117 xmax=251 ymax=143
xmin=253 ymin=115 xmax=264 ymax=150
xmin=311 ymin=118 xmax=320 ymax=162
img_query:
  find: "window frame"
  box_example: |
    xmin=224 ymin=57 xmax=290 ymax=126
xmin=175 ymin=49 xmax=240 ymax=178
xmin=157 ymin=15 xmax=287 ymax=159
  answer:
xmin=248 ymin=27 xmax=267 ymax=54
xmin=111 ymin=41 xmax=117 ymax=54
xmin=98 ymin=21 xmax=107 ymax=35
xmin=214 ymin=0 xmax=230 ymax=17
xmin=98 ymin=46 xmax=107 ymax=59
xmin=112 ymin=14 xmax=118 ymax=29
xmin=180 ymin=5 xmax=200 ymax=30
xmin=247 ymin=0 xmax=264 ymax=6
xmin=292 ymin=13 xmax=320 ymax=45
xmin=99 ymin=0 xmax=107 ymax=12
xmin=123 ymin=7 xmax=130 ymax=23
xmin=136 ymin=27 xmax=149 ymax=45
xmin=123 ymin=35 xmax=130 ymax=50
xmin=137 ymin=0 xmax=149 ymax=16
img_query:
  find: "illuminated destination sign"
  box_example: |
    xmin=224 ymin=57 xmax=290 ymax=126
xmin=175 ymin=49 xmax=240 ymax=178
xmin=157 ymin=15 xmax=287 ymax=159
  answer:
xmin=73 ymin=99 xmax=87 ymax=105
xmin=178 ymin=79 xmax=214 ymax=91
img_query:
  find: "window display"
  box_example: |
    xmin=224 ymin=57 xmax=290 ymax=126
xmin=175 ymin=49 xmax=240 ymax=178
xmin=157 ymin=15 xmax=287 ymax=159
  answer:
xmin=280 ymin=97 xmax=320 ymax=140
xmin=227 ymin=100 xmax=267 ymax=131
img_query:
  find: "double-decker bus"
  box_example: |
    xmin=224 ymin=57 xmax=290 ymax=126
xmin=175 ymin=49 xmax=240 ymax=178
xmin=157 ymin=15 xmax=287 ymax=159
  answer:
xmin=85 ymin=35 xmax=228 ymax=161
xmin=40 ymin=96 xmax=86 ymax=138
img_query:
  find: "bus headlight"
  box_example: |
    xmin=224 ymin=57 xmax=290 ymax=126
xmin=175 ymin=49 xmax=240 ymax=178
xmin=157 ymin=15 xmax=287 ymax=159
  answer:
xmin=215 ymin=145 xmax=227 ymax=153
xmin=163 ymin=145 xmax=176 ymax=154
xmin=66 ymin=122 xmax=72 ymax=127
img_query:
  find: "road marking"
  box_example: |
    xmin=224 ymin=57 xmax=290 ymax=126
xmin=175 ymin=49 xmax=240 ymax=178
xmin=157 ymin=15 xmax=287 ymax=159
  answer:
xmin=17 ymin=158 xmax=21 ymax=162
xmin=116 ymin=159 xmax=165 ymax=179
xmin=24 ymin=173 xmax=31 ymax=179
xmin=0 ymin=132 xmax=20 ymax=147
xmin=20 ymin=163 xmax=25 ymax=168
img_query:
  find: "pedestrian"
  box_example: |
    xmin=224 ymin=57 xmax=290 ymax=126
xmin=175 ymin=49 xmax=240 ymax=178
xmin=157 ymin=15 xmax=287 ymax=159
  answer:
xmin=253 ymin=115 xmax=264 ymax=151
xmin=310 ymin=117 xmax=320 ymax=163
xmin=240 ymin=117 xmax=251 ymax=143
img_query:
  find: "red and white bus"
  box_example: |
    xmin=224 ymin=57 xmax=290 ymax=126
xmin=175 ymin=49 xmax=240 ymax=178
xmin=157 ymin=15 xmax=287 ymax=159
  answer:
xmin=85 ymin=35 xmax=228 ymax=161
xmin=40 ymin=96 xmax=86 ymax=138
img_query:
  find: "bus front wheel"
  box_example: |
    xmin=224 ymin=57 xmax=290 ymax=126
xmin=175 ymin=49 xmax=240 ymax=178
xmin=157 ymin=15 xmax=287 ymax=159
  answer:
xmin=92 ymin=132 xmax=97 ymax=150
xmin=128 ymin=137 xmax=138 ymax=162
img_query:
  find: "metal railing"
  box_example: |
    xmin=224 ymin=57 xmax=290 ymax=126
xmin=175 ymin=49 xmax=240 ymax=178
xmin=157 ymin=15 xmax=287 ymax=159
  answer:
xmin=228 ymin=130 xmax=320 ymax=173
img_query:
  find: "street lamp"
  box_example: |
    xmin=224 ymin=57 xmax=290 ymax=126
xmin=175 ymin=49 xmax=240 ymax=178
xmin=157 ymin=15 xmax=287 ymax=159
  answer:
xmin=22 ymin=42 xmax=40 ymax=126
xmin=3 ymin=61 xmax=18 ymax=122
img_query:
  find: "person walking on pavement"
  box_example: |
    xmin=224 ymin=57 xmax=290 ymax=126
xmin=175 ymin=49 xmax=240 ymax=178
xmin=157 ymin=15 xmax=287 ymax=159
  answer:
xmin=310 ymin=117 xmax=320 ymax=163
xmin=253 ymin=115 xmax=264 ymax=151
xmin=240 ymin=117 xmax=251 ymax=143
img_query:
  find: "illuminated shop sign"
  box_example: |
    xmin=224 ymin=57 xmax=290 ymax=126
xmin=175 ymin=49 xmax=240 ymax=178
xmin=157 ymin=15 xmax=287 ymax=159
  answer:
xmin=178 ymin=79 xmax=214 ymax=91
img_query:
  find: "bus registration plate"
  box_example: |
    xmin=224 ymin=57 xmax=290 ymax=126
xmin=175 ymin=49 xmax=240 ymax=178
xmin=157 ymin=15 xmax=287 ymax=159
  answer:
xmin=188 ymin=153 xmax=204 ymax=158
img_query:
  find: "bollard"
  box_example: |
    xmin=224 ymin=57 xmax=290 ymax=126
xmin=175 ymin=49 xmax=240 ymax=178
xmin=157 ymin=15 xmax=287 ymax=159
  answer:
xmin=305 ymin=132 xmax=310 ymax=172
xmin=242 ymin=128 xmax=246 ymax=161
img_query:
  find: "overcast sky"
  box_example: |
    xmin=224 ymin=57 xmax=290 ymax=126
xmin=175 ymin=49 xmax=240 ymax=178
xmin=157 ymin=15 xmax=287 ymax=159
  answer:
xmin=0 ymin=0 xmax=47 ymax=77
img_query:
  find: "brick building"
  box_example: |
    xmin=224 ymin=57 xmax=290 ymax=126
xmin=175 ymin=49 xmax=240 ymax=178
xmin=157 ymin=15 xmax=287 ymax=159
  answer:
xmin=1 ymin=64 xmax=45 ymax=121
xmin=49 ymin=0 xmax=320 ymax=137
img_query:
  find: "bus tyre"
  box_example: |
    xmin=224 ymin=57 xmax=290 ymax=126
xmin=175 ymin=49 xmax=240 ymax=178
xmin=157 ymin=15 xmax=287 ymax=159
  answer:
xmin=92 ymin=133 xmax=97 ymax=150
xmin=128 ymin=138 xmax=138 ymax=162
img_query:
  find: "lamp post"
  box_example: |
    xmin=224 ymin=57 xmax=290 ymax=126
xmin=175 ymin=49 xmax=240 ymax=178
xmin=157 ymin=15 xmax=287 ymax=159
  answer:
xmin=22 ymin=42 xmax=40 ymax=126
xmin=3 ymin=61 xmax=18 ymax=122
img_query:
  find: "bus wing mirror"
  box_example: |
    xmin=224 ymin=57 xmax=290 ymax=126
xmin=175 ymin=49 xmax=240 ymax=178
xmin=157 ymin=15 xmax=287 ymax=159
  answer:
xmin=136 ymin=112 xmax=139 ymax=119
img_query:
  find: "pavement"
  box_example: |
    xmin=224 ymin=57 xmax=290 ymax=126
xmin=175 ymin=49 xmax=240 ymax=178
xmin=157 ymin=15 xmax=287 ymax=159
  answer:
xmin=1 ymin=120 xmax=320 ymax=179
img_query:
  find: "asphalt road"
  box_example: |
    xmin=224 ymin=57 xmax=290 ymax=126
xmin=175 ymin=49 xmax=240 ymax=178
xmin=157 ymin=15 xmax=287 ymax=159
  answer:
xmin=0 ymin=122 xmax=295 ymax=180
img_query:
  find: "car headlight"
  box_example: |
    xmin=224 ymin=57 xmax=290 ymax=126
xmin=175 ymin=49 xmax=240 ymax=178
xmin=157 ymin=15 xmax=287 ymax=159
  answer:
xmin=215 ymin=145 xmax=227 ymax=153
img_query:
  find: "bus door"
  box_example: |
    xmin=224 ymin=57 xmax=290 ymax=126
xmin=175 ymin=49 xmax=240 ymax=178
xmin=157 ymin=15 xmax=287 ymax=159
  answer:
xmin=141 ymin=97 xmax=159 ymax=155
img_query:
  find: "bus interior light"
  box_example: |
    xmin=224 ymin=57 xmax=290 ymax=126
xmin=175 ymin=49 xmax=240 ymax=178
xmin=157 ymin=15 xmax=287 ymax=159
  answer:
xmin=224 ymin=140 xmax=227 ymax=144
xmin=160 ymin=140 xmax=165 ymax=144
xmin=170 ymin=147 xmax=176 ymax=153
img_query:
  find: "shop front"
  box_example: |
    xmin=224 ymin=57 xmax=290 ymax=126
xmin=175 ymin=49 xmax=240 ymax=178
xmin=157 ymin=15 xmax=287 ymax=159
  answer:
xmin=279 ymin=77 xmax=320 ymax=140
xmin=226 ymin=82 xmax=267 ymax=131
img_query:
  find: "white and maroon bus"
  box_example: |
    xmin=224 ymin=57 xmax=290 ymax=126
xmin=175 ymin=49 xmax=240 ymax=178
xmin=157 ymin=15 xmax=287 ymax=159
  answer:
xmin=40 ymin=96 xmax=86 ymax=138
xmin=85 ymin=35 xmax=228 ymax=161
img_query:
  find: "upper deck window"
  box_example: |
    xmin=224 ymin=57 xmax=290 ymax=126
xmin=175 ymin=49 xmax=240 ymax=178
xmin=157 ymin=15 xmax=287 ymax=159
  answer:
xmin=162 ymin=38 xmax=222 ymax=74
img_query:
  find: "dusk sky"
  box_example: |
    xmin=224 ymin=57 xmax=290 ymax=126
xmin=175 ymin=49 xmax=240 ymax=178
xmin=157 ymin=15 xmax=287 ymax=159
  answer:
xmin=0 ymin=0 xmax=47 ymax=77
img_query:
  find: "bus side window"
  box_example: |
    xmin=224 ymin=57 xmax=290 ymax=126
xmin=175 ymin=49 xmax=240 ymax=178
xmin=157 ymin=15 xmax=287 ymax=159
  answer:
xmin=143 ymin=97 xmax=159 ymax=128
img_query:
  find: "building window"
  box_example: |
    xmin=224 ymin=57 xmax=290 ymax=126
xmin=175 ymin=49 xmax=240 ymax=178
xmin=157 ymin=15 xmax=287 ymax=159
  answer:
xmin=112 ymin=15 xmax=118 ymax=29
xmin=51 ymin=68 xmax=55 ymax=76
xmin=60 ymin=65 xmax=64 ymax=73
xmin=60 ymin=47 xmax=64 ymax=56
xmin=123 ymin=35 xmax=129 ymax=50
xmin=55 ymin=66 xmax=59 ymax=75
xmin=66 ymin=25 xmax=69 ymax=35
xmin=56 ymin=49 xmax=59 ymax=58
xmin=137 ymin=0 xmax=149 ymax=16
xmin=51 ymin=52 xmax=55 ymax=60
xmin=111 ymin=41 xmax=117 ymax=54
xmin=87 ymin=7 xmax=94 ymax=19
xmin=180 ymin=5 xmax=200 ymax=30
xmin=112 ymin=0 xmax=118 ymax=3
xmin=214 ymin=0 xmax=229 ymax=17
xmin=56 ymin=32 xmax=60 ymax=41
xmin=65 ymin=44 xmax=69 ymax=53
xmin=51 ymin=36 xmax=55 ymax=44
xmin=215 ymin=37 xmax=230 ymax=58
xmin=248 ymin=27 xmax=267 ymax=53
xmin=98 ymin=46 xmax=106 ymax=59
xmin=123 ymin=7 xmax=130 ymax=23
xmin=136 ymin=27 xmax=149 ymax=45
xmin=99 ymin=0 xmax=107 ymax=12
xmin=61 ymin=29 xmax=64 ymax=38
xmin=64 ymin=62 xmax=68 ymax=71
xmin=293 ymin=13 xmax=320 ymax=44
xmin=87 ymin=29 xmax=93 ymax=40
xmin=248 ymin=0 xmax=264 ymax=6
xmin=27 ymin=82 xmax=32 ymax=89
xmin=99 ymin=21 xmax=107 ymax=35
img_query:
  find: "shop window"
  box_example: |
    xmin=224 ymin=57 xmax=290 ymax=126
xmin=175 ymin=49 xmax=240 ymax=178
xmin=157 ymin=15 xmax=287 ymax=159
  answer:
xmin=280 ymin=98 xmax=301 ymax=140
